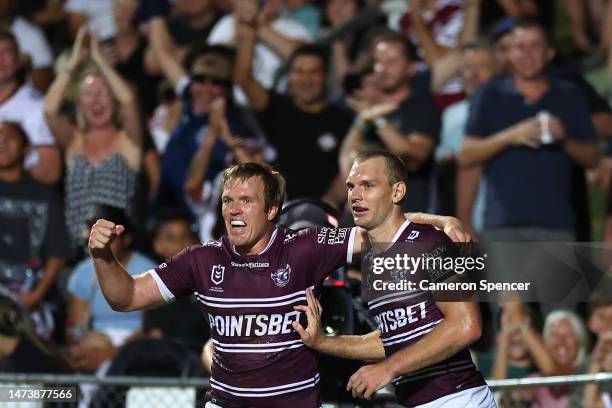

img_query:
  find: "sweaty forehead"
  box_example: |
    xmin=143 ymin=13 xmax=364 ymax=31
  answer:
xmin=349 ymin=158 xmax=387 ymax=180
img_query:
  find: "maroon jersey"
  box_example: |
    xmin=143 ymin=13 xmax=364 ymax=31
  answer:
xmin=366 ymin=220 xmax=486 ymax=407
xmin=150 ymin=227 xmax=355 ymax=407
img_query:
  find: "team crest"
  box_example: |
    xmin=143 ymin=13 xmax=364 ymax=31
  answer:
xmin=211 ymin=265 xmax=225 ymax=285
xmin=407 ymin=231 xmax=420 ymax=240
xmin=271 ymin=264 xmax=291 ymax=287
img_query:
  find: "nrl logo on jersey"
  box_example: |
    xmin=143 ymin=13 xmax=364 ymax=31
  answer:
xmin=407 ymin=231 xmax=420 ymax=240
xmin=211 ymin=265 xmax=225 ymax=285
xmin=271 ymin=264 xmax=291 ymax=287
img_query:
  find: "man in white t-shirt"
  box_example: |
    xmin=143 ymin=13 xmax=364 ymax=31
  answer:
xmin=0 ymin=29 xmax=60 ymax=184
xmin=0 ymin=0 xmax=53 ymax=91
xmin=207 ymin=0 xmax=311 ymax=101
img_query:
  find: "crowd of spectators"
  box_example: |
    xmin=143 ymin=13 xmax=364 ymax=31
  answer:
xmin=0 ymin=0 xmax=612 ymax=406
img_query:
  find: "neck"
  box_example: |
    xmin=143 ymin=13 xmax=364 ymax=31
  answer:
xmin=0 ymin=166 xmax=23 ymax=182
xmin=236 ymin=227 xmax=275 ymax=255
xmin=0 ymin=79 xmax=19 ymax=104
xmin=294 ymin=98 xmax=327 ymax=113
xmin=513 ymin=74 xmax=549 ymax=102
xmin=366 ymin=210 xmax=407 ymax=243
xmin=382 ymin=84 xmax=411 ymax=105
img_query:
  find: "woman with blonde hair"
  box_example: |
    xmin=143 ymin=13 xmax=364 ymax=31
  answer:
xmin=43 ymin=28 xmax=143 ymax=254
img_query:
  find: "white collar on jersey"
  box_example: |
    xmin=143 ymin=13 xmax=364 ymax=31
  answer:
xmin=231 ymin=228 xmax=279 ymax=257
xmin=391 ymin=219 xmax=412 ymax=243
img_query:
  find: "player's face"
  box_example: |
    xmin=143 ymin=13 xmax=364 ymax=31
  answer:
xmin=221 ymin=176 xmax=276 ymax=254
xmin=546 ymin=318 xmax=579 ymax=367
xmin=509 ymin=27 xmax=552 ymax=80
xmin=346 ymin=158 xmax=400 ymax=230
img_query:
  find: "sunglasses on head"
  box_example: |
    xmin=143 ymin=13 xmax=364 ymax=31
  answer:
xmin=191 ymin=74 xmax=232 ymax=88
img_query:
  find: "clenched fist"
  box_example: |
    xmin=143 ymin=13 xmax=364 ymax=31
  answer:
xmin=88 ymin=219 xmax=125 ymax=259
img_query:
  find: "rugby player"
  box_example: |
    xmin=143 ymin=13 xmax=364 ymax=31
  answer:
xmin=294 ymin=151 xmax=496 ymax=407
xmin=88 ymin=162 xmax=469 ymax=407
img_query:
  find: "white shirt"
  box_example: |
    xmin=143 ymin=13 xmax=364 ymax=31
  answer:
xmin=11 ymin=16 xmax=53 ymax=68
xmin=207 ymin=15 xmax=311 ymax=102
xmin=64 ymin=0 xmax=117 ymax=41
xmin=0 ymin=83 xmax=56 ymax=167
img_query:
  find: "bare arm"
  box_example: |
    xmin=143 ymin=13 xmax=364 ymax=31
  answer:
xmin=407 ymin=0 xmax=454 ymax=65
xmin=43 ymin=27 xmax=88 ymax=148
xmin=17 ymin=257 xmax=65 ymax=309
xmin=28 ymin=147 xmax=62 ymax=184
xmin=339 ymin=120 xmax=366 ymax=176
xmin=184 ymin=126 xmax=219 ymax=202
xmin=560 ymin=138 xmax=598 ymax=168
xmin=293 ymin=288 xmax=386 ymax=361
xmin=89 ymin=219 xmax=165 ymax=312
xmin=257 ymin=24 xmax=306 ymax=60
xmin=90 ymin=35 xmax=142 ymax=145
xmin=347 ymin=301 xmax=481 ymax=399
xmin=458 ymin=118 xmax=541 ymax=167
xmin=234 ymin=22 xmax=270 ymax=111
xmin=460 ymin=0 xmax=482 ymax=46
xmin=148 ymin=17 xmax=188 ymax=89
xmin=376 ymin=124 xmax=435 ymax=171
xmin=455 ymin=166 xmax=481 ymax=237
xmin=431 ymin=51 xmax=462 ymax=94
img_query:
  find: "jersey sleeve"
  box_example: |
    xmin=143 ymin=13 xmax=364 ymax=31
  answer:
xmin=299 ymin=227 xmax=356 ymax=282
xmin=148 ymin=245 xmax=199 ymax=303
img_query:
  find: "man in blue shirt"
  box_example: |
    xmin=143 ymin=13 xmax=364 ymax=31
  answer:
xmin=460 ymin=20 xmax=598 ymax=241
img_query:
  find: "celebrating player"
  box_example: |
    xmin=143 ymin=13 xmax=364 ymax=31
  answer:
xmin=88 ymin=162 xmax=469 ymax=407
xmin=293 ymin=150 xmax=496 ymax=407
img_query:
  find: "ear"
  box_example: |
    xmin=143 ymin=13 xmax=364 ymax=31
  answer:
xmin=392 ymin=182 xmax=406 ymax=204
xmin=267 ymin=205 xmax=279 ymax=222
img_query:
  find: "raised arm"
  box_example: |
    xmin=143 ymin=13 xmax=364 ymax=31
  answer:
xmin=406 ymin=0 xmax=457 ymax=65
xmin=90 ymin=35 xmax=142 ymax=145
xmin=347 ymin=301 xmax=481 ymax=399
xmin=89 ymin=219 xmax=165 ymax=312
xmin=43 ymin=27 xmax=87 ymax=148
xmin=148 ymin=17 xmax=188 ymax=89
xmin=234 ymin=19 xmax=270 ymax=111
xmin=293 ymin=288 xmax=386 ymax=361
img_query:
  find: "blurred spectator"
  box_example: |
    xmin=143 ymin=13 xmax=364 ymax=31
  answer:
xmin=0 ymin=290 xmax=71 ymax=373
xmin=532 ymin=310 xmax=590 ymax=407
xmin=148 ymin=16 xmax=259 ymax=218
xmin=183 ymin=98 xmax=268 ymax=240
xmin=108 ymin=0 xmax=162 ymax=117
xmin=0 ymin=28 xmax=61 ymax=184
xmin=490 ymin=303 xmax=555 ymax=405
xmin=208 ymin=0 xmax=312 ymax=95
xmin=0 ymin=121 xmax=69 ymax=338
xmin=340 ymin=31 xmax=440 ymax=213
xmin=141 ymin=209 xmax=209 ymax=354
xmin=44 ymin=29 xmax=143 ymax=253
xmin=235 ymin=23 xmax=352 ymax=206
xmin=582 ymin=295 xmax=612 ymax=407
xmin=64 ymin=0 xmax=116 ymax=41
xmin=605 ymin=142 xmax=612 ymax=243
xmin=148 ymin=80 xmax=183 ymax=154
xmin=66 ymin=206 xmax=155 ymax=348
xmin=0 ymin=0 xmax=54 ymax=92
xmin=281 ymin=0 xmax=322 ymax=38
xmin=460 ymin=20 xmax=598 ymax=241
xmin=435 ymin=40 xmax=498 ymax=232
xmin=399 ymin=0 xmax=466 ymax=109
xmin=168 ymin=0 xmax=224 ymax=48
